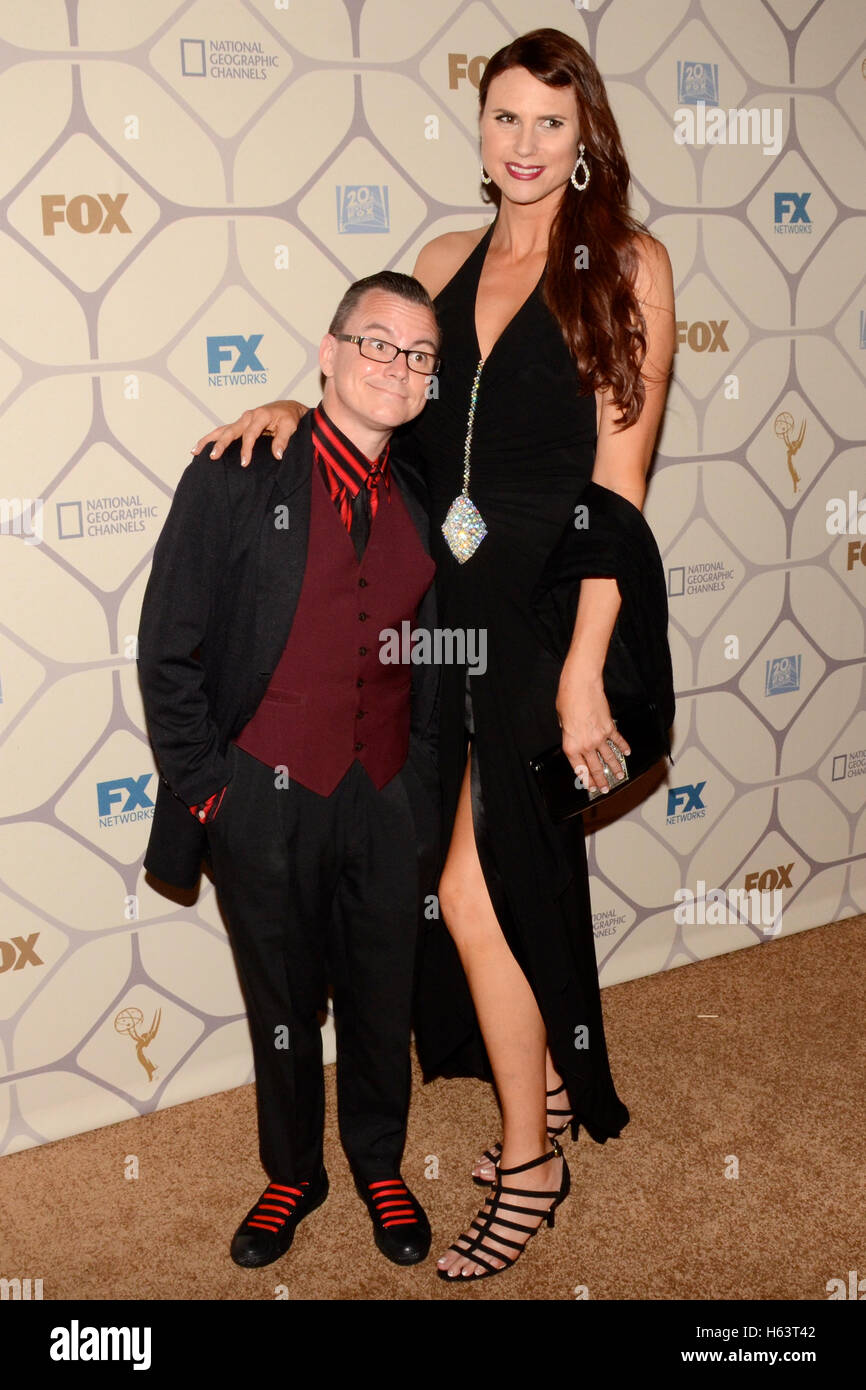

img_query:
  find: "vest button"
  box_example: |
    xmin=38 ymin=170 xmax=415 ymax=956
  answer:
xmin=359 ymin=612 xmax=368 ymax=621
xmin=356 ymin=678 xmax=364 ymax=688
xmin=357 ymin=710 xmax=366 ymax=718
xmin=354 ymin=741 xmax=364 ymax=752
xmin=359 ymin=646 xmax=367 ymax=656
xmin=359 ymin=577 xmax=368 ymax=587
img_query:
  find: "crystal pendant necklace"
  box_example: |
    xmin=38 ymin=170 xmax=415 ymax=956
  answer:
xmin=441 ymin=356 xmax=488 ymax=563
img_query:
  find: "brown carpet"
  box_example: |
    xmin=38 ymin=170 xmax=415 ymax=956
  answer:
xmin=2 ymin=917 xmax=864 ymax=1301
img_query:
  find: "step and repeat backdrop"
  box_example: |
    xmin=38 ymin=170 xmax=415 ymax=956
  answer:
xmin=0 ymin=0 xmax=864 ymax=1155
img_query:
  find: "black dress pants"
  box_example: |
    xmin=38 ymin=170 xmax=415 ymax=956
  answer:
xmin=205 ymin=744 xmax=420 ymax=1183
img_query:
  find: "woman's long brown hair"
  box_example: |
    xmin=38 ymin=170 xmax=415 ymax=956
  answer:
xmin=479 ymin=28 xmax=656 ymax=428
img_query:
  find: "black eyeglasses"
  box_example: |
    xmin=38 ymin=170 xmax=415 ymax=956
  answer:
xmin=333 ymin=334 xmax=440 ymax=375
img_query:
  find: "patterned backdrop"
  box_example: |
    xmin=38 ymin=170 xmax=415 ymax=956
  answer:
xmin=0 ymin=0 xmax=864 ymax=1155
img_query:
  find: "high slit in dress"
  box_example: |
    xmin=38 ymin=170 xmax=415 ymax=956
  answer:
xmin=407 ymin=218 xmax=630 ymax=1144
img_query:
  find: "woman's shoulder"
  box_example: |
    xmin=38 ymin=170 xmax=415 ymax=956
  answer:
xmin=412 ymin=224 xmax=491 ymax=298
xmin=626 ymin=229 xmax=673 ymax=305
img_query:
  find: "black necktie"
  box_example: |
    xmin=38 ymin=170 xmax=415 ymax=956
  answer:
xmin=349 ymin=484 xmax=370 ymax=561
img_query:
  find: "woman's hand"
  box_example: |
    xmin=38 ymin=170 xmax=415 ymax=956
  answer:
xmin=192 ymin=400 xmax=309 ymax=468
xmin=555 ymin=666 xmax=631 ymax=795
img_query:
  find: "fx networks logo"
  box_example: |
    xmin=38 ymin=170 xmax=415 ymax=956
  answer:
xmin=666 ymin=782 xmax=706 ymax=825
xmin=206 ymin=334 xmax=268 ymax=387
xmin=336 ymin=185 xmax=390 ymax=235
xmin=774 ymin=192 xmax=812 ymax=234
xmin=41 ymin=194 xmax=130 ymax=236
xmin=765 ymin=655 xmax=801 ymax=696
xmin=179 ymin=37 xmax=279 ymax=81
xmin=448 ymin=53 xmax=489 ymax=88
xmin=674 ymin=319 xmax=728 ymax=353
xmin=97 ymin=775 xmax=155 ymax=828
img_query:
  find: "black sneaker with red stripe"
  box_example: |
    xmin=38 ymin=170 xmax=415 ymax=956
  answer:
xmin=355 ymin=1175 xmax=431 ymax=1265
xmin=230 ymin=1168 xmax=329 ymax=1268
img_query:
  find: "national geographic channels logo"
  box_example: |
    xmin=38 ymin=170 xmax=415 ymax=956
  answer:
xmin=832 ymin=748 xmax=866 ymax=783
xmin=668 ymin=558 xmax=735 ymax=598
xmin=180 ymin=37 xmax=279 ymax=81
xmin=55 ymin=495 xmax=159 ymax=540
xmin=592 ymin=907 xmax=628 ymax=940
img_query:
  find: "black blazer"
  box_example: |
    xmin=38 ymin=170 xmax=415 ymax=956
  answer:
xmin=138 ymin=411 xmax=440 ymax=889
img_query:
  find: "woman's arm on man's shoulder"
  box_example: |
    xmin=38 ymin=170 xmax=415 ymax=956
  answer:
xmin=192 ymin=399 xmax=310 ymax=468
xmin=190 ymin=223 xmax=487 ymax=467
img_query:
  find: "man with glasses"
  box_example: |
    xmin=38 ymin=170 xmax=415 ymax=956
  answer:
xmin=138 ymin=272 xmax=441 ymax=1270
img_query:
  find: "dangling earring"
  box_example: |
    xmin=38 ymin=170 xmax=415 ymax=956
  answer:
xmin=481 ymin=164 xmax=492 ymax=186
xmin=571 ymin=142 xmax=590 ymax=192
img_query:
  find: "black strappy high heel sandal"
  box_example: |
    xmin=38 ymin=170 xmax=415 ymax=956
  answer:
xmin=472 ymin=1084 xmax=574 ymax=1187
xmin=439 ymin=1138 xmax=570 ymax=1282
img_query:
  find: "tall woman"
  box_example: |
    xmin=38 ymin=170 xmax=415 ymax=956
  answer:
xmin=194 ymin=28 xmax=675 ymax=1282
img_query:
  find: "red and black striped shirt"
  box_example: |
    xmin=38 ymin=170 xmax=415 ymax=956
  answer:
xmin=311 ymin=402 xmax=391 ymax=534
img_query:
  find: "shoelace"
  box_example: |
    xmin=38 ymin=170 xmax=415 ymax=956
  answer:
xmin=367 ymin=1179 xmax=418 ymax=1229
xmin=246 ymin=1181 xmax=309 ymax=1234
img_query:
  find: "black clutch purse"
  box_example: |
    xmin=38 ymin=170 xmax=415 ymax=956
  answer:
xmin=530 ymin=701 xmax=669 ymax=823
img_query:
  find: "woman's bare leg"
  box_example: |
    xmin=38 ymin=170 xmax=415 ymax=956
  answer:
xmin=436 ymin=752 xmax=566 ymax=1277
xmin=471 ymin=1044 xmax=573 ymax=1182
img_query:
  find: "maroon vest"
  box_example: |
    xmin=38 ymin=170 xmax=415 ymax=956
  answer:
xmin=234 ymin=464 xmax=435 ymax=795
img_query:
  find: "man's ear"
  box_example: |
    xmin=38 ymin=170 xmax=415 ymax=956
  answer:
xmin=319 ymin=333 xmax=336 ymax=380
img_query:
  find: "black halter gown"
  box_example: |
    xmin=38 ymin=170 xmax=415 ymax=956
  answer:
xmin=405 ymin=217 xmax=630 ymax=1145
